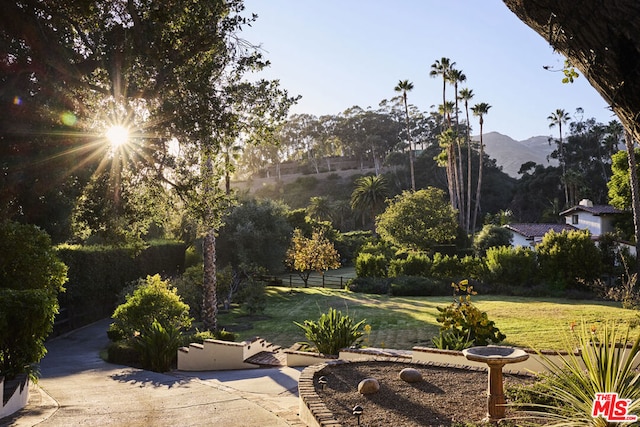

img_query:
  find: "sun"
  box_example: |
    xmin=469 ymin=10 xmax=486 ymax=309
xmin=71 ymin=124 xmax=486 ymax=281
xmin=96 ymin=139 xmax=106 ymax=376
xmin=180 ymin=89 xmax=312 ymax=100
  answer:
xmin=105 ymin=125 xmax=130 ymax=149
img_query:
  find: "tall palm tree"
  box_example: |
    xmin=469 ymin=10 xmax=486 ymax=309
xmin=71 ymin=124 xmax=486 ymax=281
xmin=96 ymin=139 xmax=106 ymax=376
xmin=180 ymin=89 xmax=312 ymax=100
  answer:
xmin=548 ymin=108 xmax=571 ymax=206
xmin=438 ymin=102 xmax=458 ymax=208
xmin=394 ymin=79 xmax=416 ymax=191
xmin=430 ymin=57 xmax=454 ymax=127
xmin=448 ymin=68 xmax=467 ymax=228
xmin=471 ymin=102 xmax=491 ymax=232
xmin=350 ymin=175 xmax=389 ymax=232
xmin=459 ymin=87 xmax=474 ymax=234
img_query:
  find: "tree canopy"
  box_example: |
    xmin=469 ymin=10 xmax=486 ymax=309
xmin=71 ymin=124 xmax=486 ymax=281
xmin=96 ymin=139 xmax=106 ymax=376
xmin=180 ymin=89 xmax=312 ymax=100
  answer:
xmin=376 ymin=187 xmax=458 ymax=252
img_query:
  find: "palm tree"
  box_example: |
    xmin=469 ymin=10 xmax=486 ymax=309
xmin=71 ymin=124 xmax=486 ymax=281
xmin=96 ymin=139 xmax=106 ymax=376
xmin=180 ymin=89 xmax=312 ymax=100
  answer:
xmin=394 ymin=79 xmax=416 ymax=191
xmin=430 ymin=57 xmax=454 ymax=127
xmin=548 ymin=108 xmax=571 ymax=206
xmin=350 ymin=175 xmax=389 ymax=232
xmin=459 ymin=87 xmax=474 ymax=234
xmin=307 ymin=196 xmax=333 ymax=222
xmin=448 ymin=68 xmax=467 ymax=228
xmin=471 ymin=102 xmax=491 ymax=232
xmin=438 ymin=101 xmax=458 ymax=209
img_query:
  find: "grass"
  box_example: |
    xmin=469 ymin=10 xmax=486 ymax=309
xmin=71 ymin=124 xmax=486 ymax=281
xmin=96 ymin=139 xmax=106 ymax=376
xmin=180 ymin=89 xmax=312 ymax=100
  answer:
xmin=216 ymin=286 xmax=640 ymax=351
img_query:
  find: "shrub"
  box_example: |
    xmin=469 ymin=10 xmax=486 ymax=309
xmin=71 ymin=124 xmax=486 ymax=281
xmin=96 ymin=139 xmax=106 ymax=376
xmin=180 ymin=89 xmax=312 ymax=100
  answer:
xmin=355 ymin=252 xmax=388 ymax=278
xmin=460 ymin=255 xmax=487 ymax=281
xmin=388 ymin=252 xmax=431 ymax=277
xmin=431 ymin=329 xmax=474 ymax=350
xmin=536 ymin=229 xmax=603 ymax=289
xmin=345 ymin=277 xmax=390 ymax=294
xmin=513 ymin=321 xmax=640 ymax=425
xmin=0 ymin=221 xmax=67 ymax=380
xmin=132 ymin=320 xmax=182 ymax=372
xmin=473 ymin=224 xmax=513 ymax=256
xmin=484 ymin=245 xmax=539 ymax=287
xmin=389 ymin=276 xmax=450 ymax=296
xmin=236 ymin=278 xmax=267 ymax=315
xmin=109 ymin=274 xmax=192 ymax=341
xmin=294 ymin=308 xmax=365 ymax=355
xmin=182 ymin=329 xmax=236 ymax=345
xmin=430 ymin=253 xmax=463 ymax=280
xmin=435 ymin=280 xmax=506 ymax=347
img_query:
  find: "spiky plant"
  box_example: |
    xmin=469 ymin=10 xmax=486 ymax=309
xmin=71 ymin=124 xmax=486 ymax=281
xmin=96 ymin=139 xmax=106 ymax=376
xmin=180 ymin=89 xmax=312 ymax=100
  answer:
xmin=514 ymin=321 xmax=640 ymax=426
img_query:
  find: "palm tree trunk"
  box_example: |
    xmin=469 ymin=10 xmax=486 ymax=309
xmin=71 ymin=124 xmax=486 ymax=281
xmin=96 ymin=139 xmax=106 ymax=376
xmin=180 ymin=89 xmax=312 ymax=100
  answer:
xmin=465 ymin=104 xmax=472 ymax=235
xmin=202 ymin=228 xmax=218 ymax=331
xmin=624 ymin=131 xmax=640 ymax=273
xmin=472 ymin=121 xmax=484 ymax=232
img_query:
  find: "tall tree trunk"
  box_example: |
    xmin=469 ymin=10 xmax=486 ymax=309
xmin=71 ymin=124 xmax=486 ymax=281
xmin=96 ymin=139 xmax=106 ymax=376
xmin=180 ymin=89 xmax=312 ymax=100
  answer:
xmin=403 ymin=95 xmax=416 ymax=191
xmin=465 ymin=103 xmax=472 ymax=234
xmin=624 ymin=131 xmax=640 ymax=273
xmin=472 ymin=120 xmax=484 ymax=232
xmin=202 ymin=228 xmax=218 ymax=331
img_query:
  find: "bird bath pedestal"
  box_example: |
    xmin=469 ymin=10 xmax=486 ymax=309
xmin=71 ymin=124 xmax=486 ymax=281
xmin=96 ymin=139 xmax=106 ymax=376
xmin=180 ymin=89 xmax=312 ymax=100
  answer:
xmin=462 ymin=345 xmax=529 ymax=422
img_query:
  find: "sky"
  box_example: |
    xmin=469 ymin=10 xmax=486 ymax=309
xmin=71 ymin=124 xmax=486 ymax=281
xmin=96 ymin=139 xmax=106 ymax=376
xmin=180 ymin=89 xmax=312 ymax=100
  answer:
xmin=240 ymin=1 xmax=616 ymax=142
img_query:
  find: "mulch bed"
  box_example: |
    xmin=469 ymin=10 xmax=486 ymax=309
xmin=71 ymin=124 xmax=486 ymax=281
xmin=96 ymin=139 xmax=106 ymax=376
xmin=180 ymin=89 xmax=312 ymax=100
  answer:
xmin=314 ymin=361 xmax=535 ymax=426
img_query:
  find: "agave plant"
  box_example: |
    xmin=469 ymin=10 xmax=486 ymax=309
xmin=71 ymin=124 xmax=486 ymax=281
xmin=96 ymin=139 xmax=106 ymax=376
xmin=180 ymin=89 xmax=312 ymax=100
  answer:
xmin=514 ymin=321 xmax=640 ymax=426
xmin=294 ymin=307 xmax=365 ymax=355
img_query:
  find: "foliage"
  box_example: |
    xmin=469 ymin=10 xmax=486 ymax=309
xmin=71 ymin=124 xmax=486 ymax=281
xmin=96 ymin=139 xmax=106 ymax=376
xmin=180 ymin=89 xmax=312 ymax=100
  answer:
xmin=0 ymin=221 xmax=67 ymax=379
xmin=217 ymin=198 xmax=292 ymax=273
xmin=345 ymin=277 xmax=390 ymax=294
xmin=604 ymin=272 xmax=640 ymax=310
xmin=132 ymin=320 xmax=183 ymax=372
xmin=294 ymin=308 xmax=366 ymax=355
xmin=236 ymin=278 xmax=267 ymax=315
xmin=514 ymin=322 xmax=640 ymax=426
xmin=435 ymin=280 xmax=506 ymax=347
xmin=608 ymin=148 xmax=640 ymax=212
xmin=285 ymin=228 xmax=341 ymax=287
xmin=109 ymin=275 xmax=192 ymax=341
xmin=484 ymin=245 xmax=539 ymax=287
xmin=355 ymin=252 xmax=388 ymax=278
xmin=376 ymin=187 xmax=458 ymax=252
xmin=181 ymin=329 xmax=236 ymax=346
xmin=430 ymin=253 xmax=464 ymax=280
xmin=56 ymin=242 xmax=185 ymax=327
xmin=350 ymin=175 xmax=390 ymax=229
xmin=431 ymin=329 xmax=474 ymax=351
xmin=389 ymin=276 xmax=451 ymax=297
xmin=473 ymin=224 xmax=513 ymax=256
xmin=536 ymin=230 xmax=603 ymax=289
xmin=333 ymin=230 xmax=373 ymax=265
xmin=388 ymin=252 xmax=432 ymax=277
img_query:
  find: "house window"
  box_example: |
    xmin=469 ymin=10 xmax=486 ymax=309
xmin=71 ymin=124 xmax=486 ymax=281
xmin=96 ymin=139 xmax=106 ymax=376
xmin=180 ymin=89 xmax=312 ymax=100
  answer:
xmin=572 ymin=214 xmax=579 ymax=224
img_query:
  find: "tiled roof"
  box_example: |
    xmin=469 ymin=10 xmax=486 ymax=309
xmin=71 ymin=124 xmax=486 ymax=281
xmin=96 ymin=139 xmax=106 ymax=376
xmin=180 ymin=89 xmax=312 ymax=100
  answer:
xmin=559 ymin=204 xmax=624 ymax=216
xmin=504 ymin=223 xmax=578 ymax=238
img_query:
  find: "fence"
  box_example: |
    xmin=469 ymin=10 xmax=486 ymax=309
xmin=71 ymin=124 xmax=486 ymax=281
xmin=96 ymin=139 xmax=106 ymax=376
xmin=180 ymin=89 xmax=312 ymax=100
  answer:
xmin=260 ymin=274 xmax=349 ymax=289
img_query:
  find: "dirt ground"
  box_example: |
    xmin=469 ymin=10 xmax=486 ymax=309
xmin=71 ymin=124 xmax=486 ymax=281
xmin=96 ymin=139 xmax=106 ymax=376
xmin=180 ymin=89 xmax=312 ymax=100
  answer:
xmin=314 ymin=361 xmax=535 ymax=427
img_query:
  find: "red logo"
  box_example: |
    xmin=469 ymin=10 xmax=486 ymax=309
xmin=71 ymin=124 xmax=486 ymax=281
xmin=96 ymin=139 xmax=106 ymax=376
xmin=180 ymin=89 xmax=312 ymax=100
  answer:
xmin=592 ymin=393 xmax=637 ymax=422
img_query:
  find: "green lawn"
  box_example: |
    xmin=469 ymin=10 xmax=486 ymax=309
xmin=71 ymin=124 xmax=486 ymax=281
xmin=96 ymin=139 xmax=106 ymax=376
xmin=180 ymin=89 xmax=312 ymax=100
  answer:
xmin=216 ymin=286 xmax=640 ymax=351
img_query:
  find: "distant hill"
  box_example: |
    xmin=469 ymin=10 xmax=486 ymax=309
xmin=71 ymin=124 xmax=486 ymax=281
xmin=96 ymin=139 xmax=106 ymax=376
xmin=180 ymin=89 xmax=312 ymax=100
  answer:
xmin=475 ymin=131 xmax=558 ymax=178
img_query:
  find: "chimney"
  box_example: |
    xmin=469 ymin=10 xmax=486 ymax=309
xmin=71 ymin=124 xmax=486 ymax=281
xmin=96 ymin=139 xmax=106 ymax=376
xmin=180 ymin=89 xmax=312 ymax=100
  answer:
xmin=579 ymin=199 xmax=593 ymax=207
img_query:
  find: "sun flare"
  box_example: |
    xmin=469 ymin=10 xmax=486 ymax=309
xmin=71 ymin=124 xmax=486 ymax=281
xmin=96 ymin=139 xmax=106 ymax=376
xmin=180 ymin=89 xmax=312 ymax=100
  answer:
xmin=105 ymin=125 xmax=130 ymax=149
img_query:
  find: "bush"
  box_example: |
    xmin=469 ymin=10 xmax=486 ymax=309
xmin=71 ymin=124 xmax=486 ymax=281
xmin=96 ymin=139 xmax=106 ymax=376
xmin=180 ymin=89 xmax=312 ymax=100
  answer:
xmin=473 ymin=224 xmax=513 ymax=256
xmin=181 ymin=329 xmax=236 ymax=346
xmin=430 ymin=253 xmax=463 ymax=280
xmin=132 ymin=320 xmax=182 ymax=372
xmin=388 ymin=252 xmax=431 ymax=277
xmin=236 ymin=278 xmax=267 ymax=315
xmin=435 ymin=280 xmax=506 ymax=347
xmin=484 ymin=245 xmax=539 ymax=287
xmin=389 ymin=276 xmax=450 ymax=296
xmin=0 ymin=221 xmax=67 ymax=379
xmin=345 ymin=277 xmax=390 ymax=294
xmin=355 ymin=252 xmax=388 ymax=278
xmin=536 ymin=229 xmax=603 ymax=289
xmin=295 ymin=308 xmax=365 ymax=355
xmin=109 ymin=274 xmax=192 ymax=341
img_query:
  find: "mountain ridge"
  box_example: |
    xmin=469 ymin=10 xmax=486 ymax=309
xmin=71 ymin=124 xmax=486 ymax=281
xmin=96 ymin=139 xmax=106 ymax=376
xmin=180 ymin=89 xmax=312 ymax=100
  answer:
xmin=475 ymin=131 xmax=558 ymax=177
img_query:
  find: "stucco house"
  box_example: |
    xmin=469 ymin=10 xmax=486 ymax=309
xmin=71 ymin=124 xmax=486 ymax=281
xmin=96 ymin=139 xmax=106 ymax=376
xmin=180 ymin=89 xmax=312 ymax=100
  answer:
xmin=558 ymin=199 xmax=623 ymax=236
xmin=505 ymin=199 xmax=624 ymax=248
xmin=504 ymin=223 xmax=578 ymax=247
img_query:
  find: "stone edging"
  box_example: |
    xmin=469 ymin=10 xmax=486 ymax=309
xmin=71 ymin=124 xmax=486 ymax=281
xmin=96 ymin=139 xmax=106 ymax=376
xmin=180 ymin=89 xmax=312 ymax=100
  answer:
xmin=298 ymin=356 xmax=535 ymax=427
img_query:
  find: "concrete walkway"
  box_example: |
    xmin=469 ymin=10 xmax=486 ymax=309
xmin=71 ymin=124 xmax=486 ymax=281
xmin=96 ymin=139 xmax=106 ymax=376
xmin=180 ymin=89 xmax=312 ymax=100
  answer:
xmin=1 ymin=319 xmax=305 ymax=427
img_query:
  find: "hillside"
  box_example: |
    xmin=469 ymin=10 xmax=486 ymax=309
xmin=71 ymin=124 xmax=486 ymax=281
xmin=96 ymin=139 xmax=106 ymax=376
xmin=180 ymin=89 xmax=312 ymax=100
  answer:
xmin=477 ymin=131 xmax=558 ymax=177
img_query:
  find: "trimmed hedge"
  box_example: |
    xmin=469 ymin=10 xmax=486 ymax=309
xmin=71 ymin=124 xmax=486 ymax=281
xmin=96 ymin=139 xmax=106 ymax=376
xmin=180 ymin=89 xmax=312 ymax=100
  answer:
xmin=56 ymin=241 xmax=186 ymax=330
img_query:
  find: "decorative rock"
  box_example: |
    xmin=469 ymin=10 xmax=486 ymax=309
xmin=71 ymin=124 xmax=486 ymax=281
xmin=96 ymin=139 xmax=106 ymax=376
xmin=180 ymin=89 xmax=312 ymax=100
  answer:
xmin=357 ymin=377 xmax=380 ymax=395
xmin=399 ymin=368 xmax=423 ymax=383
